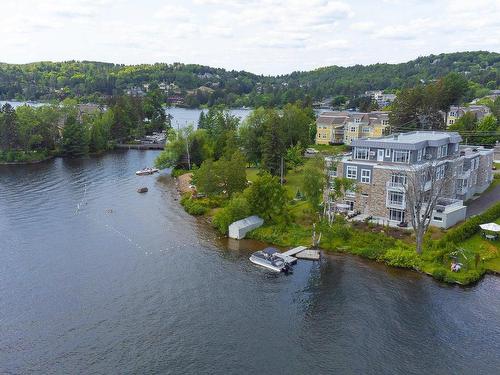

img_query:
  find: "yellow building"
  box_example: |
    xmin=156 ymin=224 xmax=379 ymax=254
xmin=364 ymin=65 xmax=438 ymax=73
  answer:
xmin=315 ymin=112 xmax=348 ymax=145
xmin=316 ymin=111 xmax=390 ymax=145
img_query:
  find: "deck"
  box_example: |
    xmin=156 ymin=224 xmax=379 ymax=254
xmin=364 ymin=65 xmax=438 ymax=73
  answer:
xmin=275 ymin=246 xmax=320 ymax=263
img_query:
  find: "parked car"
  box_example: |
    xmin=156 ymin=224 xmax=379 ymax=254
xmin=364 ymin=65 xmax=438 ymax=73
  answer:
xmin=305 ymin=148 xmax=319 ymax=154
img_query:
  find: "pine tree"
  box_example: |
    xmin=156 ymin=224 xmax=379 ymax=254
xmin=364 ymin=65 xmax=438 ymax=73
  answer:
xmin=62 ymin=115 xmax=89 ymax=157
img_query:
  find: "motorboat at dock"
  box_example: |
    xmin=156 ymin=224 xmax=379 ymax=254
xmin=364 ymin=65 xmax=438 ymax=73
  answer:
xmin=249 ymin=247 xmax=292 ymax=272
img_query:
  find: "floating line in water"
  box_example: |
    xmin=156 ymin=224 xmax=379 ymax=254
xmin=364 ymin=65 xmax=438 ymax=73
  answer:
xmin=74 ymin=184 xmax=150 ymax=255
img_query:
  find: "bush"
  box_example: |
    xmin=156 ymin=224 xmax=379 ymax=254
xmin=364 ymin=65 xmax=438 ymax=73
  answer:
xmin=213 ymin=194 xmax=251 ymax=234
xmin=432 ymin=268 xmax=447 ymax=281
xmin=180 ymin=194 xmax=209 ymax=216
xmin=443 ymin=201 xmax=500 ymax=244
xmin=379 ymin=247 xmax=422 ymax=269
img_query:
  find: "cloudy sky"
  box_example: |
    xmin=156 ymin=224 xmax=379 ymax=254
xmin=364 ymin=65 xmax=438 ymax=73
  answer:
xmin=1 ymin=0 xmax=499 ymax=75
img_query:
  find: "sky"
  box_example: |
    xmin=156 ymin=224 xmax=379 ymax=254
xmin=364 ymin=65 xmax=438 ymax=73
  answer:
xmin=1 ymin=0 xmax=499 ymax=75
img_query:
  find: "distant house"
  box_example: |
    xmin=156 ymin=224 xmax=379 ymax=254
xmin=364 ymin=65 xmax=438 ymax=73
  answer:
xmin=446 ymin=105 xmax=490 ymax=127
xmin=364 ymin=90 xmax=397 ymax=107
xmin=315 ymin=111 xmax=390 ymax=146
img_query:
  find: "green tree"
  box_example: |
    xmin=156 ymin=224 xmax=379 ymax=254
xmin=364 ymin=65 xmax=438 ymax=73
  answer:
xmin=244 ymin=172 xmax=287 ymax=222
xmin=477 ymin=114 xmax=499 ymax=145
xmin=285 ymin=143 xmax=304 ymax=170
xmin=62 ymin=115 xmax=88 ymax=157
xmin=213 ymin=194 xmax=251 ymax=234
xmin=192 ymin=151 xmax=247 ymax=197
xmin=261 ymin=111 xmax=285 ymax=176
xmin=0 ymin=103 xmax=19 ymax=150
xmin=302 ymin=163 xmax=325 ymax=210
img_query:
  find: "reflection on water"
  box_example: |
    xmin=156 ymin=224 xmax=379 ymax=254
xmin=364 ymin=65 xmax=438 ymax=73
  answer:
xmin=0 ymin=150 xmax=499 ymax=374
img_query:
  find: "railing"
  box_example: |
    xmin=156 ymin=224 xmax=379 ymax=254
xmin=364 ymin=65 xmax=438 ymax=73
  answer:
xmin=458 ymin=169 xmax=471 ymax=179
xmin=386 ymin=199 xmax=406 ymax=209
xmin=386 ymin=181 xmax=405 ymax=190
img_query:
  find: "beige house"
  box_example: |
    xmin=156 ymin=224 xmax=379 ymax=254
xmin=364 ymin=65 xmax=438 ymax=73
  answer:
xmin=446 ymin=105 xmax=490 ymax=127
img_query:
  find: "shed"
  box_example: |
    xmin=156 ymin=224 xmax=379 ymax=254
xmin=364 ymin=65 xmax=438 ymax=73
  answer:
xmin=228 ymin=216 xmax=264 ymax=240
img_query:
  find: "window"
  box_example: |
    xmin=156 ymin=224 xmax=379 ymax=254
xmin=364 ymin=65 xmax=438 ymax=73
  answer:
xmin=346 ymin=166 xmax=357 ymax=179
xmin=361 ymin=169 xmax=371 ymax=183
xmin=355 ymin=118 xmax=361 ymax=123
xmin=362 ymin=127 xmax=371 ymax=133
xmin=382 ymin=120 xmax=389 ymax=125
xmin=393 ymin=150 xmax=410 ymax=163
xmin=433 ymin=216 xmax=443 ymax=222
xmin=385 ymin=148 xmax=391 ymax=157
xmin=350 ymin=126 xmax=356 ymax=132
xmin=354 ymin=147 xmax=370 ymax=160
xmin=388 ymin=191 xmax=404 ymax=206
xmin=437 ymin=144 xmax=448 ymax=158
xmin=474 ymin=158 xmax=479 ymax=170
xmin=391 ymin=173 xmax=407 ymax=185
xmin=389 ymin=209 xmax=405 ymax=222
xmin=436 ymin=165 xmax=445 ymax=180
xmin=449 ymin=119 xmax=454 ymax=125
xmin=322 ymin=134 xmax=327 ymax=139
xmin=417 ymin=148 xmax=423 ymax=161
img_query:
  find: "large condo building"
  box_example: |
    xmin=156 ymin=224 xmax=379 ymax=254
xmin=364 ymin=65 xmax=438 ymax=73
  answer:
xmin=326 ymin=131 xmax=494 ymax=228
xmin=315 ymin=111 xmax=390 ymax=146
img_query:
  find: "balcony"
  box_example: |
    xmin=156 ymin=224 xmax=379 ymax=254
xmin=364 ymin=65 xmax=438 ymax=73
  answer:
xmin=386 ymin=200 xmax=406 ymax=209
xmin=386 ymin=181 xmax=406 ymax=191
xmin=458 ymin=169 xmax=471 ymax=179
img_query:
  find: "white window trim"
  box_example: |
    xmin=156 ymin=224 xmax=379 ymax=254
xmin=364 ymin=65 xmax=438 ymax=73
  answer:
xmin=361 ymin=169 xmax=371 ymax=184
xmin=392 ymin=150 xmax=410 ymax=163
xmin=385 ymin=148 xmax=391 ymax=157
xmin=346 ymin=166 xmax=357 ymax=179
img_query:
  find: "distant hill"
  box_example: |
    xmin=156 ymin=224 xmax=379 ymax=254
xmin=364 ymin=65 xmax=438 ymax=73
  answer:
xmin=0 ymin=51 xmax=498 ymax=107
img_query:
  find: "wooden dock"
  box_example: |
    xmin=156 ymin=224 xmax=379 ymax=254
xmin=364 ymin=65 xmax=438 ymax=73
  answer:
xmin=115 ymin=143 xmax=165 ymax=150
xmin=275 ymin=246 xmax=320 ymax=263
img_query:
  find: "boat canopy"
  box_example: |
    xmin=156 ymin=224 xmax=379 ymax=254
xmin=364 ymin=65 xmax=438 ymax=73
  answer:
xmin=262 ymin=247 xmax=279 ymax=256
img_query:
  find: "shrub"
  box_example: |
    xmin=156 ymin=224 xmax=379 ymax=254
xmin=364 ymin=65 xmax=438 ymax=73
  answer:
xmin=379 ymin=247 xmax=422 ymax=269
xmin=212 ymin=194 xmax=251 ymax=234
xmin=443 ymin=201 xmax=500 ymax=244
xmin=180 ymin=194 xmax=209 ymax=216
xmin=432 ymin=268 xmax=447 ymax=281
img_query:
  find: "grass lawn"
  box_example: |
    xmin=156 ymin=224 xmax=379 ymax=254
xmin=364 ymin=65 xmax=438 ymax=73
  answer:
xmin=246 ymin=167 xmax=259 ymax=183
xmin=460 ymin=218 xmax=500 ymax=273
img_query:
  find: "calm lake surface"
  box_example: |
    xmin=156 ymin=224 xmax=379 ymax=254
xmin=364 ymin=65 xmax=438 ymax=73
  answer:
xmin=1 ymin=150 xmax=499 ymax=374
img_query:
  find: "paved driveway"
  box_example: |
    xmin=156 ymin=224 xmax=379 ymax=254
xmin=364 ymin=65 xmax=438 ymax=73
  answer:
xmin=465 ymin=183 xmax=500 ymax=217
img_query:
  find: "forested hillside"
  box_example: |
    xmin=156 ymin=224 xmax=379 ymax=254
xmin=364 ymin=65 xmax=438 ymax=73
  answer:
xmin=1 ymin=51 xmax=498 ymax=107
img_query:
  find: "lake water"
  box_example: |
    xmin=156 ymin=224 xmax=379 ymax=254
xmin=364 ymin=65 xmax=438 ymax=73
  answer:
xmin=0 ymin=150 xmax=499 ymax=374
xmin=0 ymin=101 xmax=251 ymax=128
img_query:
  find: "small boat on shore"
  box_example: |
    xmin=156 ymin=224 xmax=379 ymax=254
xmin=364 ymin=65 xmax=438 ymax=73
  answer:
xmin=249 ymin=247 xmax=292 ymax=273
xmin=135 ymin=167 xmax=159 ymax=176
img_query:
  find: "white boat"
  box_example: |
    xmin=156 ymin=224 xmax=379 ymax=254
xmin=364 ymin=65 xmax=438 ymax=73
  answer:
xmin=249 ymin=247 xmax=292 ymax=273
xmin=135 ymin=167 xmax=159 ymax=176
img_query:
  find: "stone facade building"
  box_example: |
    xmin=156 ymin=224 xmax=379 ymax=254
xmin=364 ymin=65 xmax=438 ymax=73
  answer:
xmin=326 ymin=131 xmax=494 ymax=229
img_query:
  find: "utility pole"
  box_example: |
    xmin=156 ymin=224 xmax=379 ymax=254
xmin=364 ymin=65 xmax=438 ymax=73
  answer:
xmin=280 ymin=155 xmax=284 ymax=185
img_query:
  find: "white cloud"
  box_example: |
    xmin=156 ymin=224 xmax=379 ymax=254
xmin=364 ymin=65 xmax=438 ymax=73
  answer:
xmin=0 ymin=0 xmax=498 ymax=74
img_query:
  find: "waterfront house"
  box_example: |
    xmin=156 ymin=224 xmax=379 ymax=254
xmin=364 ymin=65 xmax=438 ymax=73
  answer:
xmin=326 ymin=131 xmax=494 ymax=228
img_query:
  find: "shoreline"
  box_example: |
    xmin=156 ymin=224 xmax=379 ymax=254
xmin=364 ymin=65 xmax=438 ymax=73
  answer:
xmin=171 ymin=171 xmax=499 ymax=287
xmin=0 ymin=155 xmax=55 ymax=165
